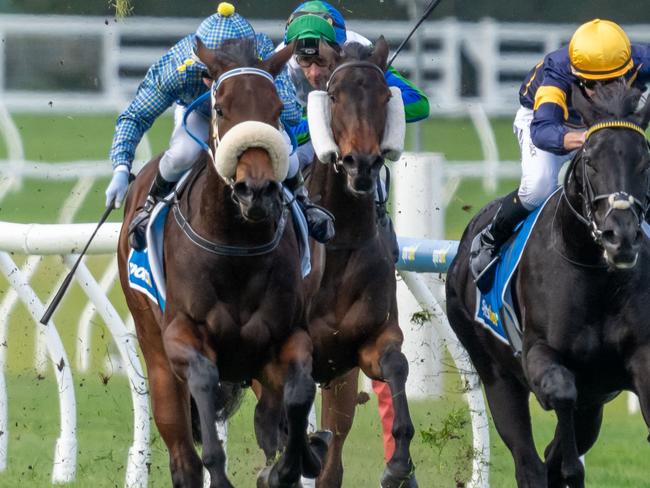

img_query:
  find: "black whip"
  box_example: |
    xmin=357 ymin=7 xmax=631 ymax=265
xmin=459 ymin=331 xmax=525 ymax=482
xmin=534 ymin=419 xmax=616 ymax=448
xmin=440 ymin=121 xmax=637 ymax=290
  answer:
xmin=40 ymin=200 xmax=115 ymax=325
xmin=387 ymin=0 xmax=445 ymax=69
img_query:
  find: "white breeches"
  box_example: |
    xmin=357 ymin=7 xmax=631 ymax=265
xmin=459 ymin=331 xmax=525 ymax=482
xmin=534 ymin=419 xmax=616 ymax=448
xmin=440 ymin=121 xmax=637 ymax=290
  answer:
xmin=160 ymin=105 xmax=298 ymax=182
xmin=514 ymin=106 xmax=575 ymax=210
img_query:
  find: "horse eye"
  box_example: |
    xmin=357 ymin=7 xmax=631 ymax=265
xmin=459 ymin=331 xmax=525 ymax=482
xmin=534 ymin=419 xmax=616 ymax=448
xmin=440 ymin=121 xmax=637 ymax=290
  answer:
xmin=329 ymin=95 xmax=336 ymax=103
xmin=215 ymin=106 xmax=224 ymax=117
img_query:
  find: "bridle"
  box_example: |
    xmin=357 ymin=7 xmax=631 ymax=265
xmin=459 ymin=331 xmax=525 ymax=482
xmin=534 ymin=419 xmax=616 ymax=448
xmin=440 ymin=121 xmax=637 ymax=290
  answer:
xmin=562 ymin=120 xmax=650 ymax=246
xmin=176 ymin=66 xmax=291 ymax=256
xmin=325 ymin=60 xmax=388 ymax=172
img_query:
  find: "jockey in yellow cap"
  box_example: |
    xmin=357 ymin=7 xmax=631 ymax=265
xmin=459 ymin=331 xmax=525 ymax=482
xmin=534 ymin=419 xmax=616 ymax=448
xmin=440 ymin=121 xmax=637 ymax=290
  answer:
xmin=470 ymin=19 xmax=650 ymax=282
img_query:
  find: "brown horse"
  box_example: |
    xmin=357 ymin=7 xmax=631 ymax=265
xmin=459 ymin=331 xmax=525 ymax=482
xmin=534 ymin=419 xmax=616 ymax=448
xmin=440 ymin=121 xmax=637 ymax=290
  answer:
xmin=304 ymin=38 xmax=417 ymax=488
xmin=117 ymin=38 xmax=328 ymax=488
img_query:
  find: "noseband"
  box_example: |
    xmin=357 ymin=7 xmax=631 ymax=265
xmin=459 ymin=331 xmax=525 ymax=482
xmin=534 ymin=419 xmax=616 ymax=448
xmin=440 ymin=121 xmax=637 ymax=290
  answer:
xmin=562 ymin=120 xmax=650 ymax=246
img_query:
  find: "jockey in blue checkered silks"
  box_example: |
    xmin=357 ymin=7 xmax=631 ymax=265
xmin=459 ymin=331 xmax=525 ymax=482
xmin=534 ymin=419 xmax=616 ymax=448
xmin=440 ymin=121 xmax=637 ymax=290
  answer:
xmin=106 ymin=3 xmax=334 ymax=250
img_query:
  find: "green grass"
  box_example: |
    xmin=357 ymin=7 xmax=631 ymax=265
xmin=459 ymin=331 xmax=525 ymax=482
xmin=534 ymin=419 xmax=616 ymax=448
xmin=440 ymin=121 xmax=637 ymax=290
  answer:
xmin=0 ymin=113 xmax=648 ymax=487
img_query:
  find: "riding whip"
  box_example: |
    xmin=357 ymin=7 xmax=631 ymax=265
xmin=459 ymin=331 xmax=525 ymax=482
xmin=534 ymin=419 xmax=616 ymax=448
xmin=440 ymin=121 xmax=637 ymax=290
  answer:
xmin=387 ymin=0 xmax=445 ymax=69
xmin=40 ymin=199 xmax=116 ymax=325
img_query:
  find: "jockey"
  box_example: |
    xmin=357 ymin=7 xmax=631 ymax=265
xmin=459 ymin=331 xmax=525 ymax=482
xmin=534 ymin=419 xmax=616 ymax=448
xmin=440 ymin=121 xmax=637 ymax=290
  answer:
xmin=279 ymin=1 xmax=430 ymax=261
xmin=470 ymin=18 xmax=650 ymax=281
xmin=106 ymin=2 xmax=334 ymax=251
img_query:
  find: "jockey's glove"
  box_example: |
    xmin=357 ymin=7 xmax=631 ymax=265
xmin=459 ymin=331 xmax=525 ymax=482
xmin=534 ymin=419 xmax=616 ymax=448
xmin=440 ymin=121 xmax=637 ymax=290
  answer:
xmin=106 ymin=165 xmax=130 ymax=208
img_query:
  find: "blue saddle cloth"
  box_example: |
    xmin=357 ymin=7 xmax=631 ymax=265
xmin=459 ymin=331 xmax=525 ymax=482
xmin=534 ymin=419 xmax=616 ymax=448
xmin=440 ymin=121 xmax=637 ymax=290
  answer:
xmin=474 ymin=189 xmax=559 ymax=347
xmin=127 ymin=186 xmax=311 ymax=311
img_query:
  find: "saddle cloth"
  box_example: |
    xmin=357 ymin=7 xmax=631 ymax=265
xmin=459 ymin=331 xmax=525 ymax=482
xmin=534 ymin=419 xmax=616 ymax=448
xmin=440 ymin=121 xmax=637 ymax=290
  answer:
xmin=127 ymin=180 xmax=311 ymax=311
xmin=474 ymin=188 xmax=560 ymax=354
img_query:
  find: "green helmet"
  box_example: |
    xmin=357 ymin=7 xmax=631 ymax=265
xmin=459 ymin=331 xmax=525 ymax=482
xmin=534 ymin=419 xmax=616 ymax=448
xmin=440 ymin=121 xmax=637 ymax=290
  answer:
xmin=285 ymin=14 xmax=337 ymax=56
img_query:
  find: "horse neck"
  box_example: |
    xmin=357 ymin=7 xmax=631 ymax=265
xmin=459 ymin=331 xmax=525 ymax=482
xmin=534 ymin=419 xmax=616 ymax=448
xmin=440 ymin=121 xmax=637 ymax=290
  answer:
xmin=309 ymin=160 xmax=377 ymax=244
xmin=556 ymin=181 xmax=606 ymax=265
xmin=188 ymin=162 xmax=278 ymax=245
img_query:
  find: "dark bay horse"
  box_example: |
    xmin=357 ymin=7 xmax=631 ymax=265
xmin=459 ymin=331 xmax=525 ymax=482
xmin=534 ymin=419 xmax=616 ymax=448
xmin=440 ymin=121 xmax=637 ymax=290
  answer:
xmin=117 ymin=38 xmax=328 ymax=488
xmin=303 ymin=38 xmax=417 ymax=488
xmin=446 ymin=82 xmax=650 ymax=487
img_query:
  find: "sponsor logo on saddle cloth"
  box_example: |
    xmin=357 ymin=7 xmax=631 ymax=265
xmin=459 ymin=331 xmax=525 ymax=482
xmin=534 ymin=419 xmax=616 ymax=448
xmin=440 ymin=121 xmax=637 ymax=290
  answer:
xmin=474 ymin=188 xmax=560 ymax=353
xmin=127 ymin=200 xmax=171 ymax=311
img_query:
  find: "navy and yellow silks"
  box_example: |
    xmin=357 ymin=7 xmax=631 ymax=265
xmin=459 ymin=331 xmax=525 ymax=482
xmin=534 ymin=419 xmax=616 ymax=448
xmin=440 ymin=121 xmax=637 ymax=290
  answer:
xmin=518 ymin=43 xmax=650 ymax=155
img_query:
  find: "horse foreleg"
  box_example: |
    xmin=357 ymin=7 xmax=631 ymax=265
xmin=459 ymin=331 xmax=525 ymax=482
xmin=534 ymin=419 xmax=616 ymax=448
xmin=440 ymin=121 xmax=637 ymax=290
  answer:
xmin=525 ymin=342 xmax=583 ymax=488
xmin=317 ymin=368 xmax=359 ymax=488
xmin=360 ymin=332 xmax=416 ymax=488
xmin=260 ymin=330 xmax=330 ymax=488
xmin=544 ymin=404 xmax=602 ymax=488
xmin=253 ymin=382 xmax=284 ymax=466
xmin=164 ymin=315 xmax=232 ymax=488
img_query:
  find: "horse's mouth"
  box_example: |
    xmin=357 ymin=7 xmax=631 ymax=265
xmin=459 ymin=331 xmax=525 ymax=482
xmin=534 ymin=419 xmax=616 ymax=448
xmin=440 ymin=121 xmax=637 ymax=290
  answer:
xmin=346 ymin=175 xmax=375 ymax=196
xmin=604 ymin=250 xmax=639 ymax=269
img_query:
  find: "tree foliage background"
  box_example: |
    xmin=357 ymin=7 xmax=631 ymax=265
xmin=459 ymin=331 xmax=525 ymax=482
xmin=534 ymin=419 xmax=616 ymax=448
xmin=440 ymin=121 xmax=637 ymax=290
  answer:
xmin=3 ymin=0 xmax=650 ymax=23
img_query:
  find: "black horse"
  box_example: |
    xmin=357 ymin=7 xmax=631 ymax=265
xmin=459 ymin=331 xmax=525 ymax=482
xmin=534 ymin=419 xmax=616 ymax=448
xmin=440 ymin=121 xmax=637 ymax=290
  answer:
xmin=446 ymin=81 xmax=650 ymax=488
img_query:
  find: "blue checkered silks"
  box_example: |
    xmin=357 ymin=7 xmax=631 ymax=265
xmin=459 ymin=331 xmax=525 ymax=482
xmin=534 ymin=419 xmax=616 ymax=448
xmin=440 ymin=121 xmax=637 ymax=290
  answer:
xmin=109 ymin=14 xmax=301 ymax=171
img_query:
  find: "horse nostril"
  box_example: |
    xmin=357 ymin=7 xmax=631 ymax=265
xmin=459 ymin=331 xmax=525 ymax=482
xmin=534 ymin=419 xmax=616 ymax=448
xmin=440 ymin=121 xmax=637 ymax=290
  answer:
xmin=372 ymin=155 xmax=384 ymax=169
xmin=601 ymin=230 xmax=618 ymax=246
xmin=263 ymin=181 xmax=281 ymax=197
xmin=233 ymin=181 xmax=251 ymax=198
xmin=342 ymin=154 xmax=355 ymax=167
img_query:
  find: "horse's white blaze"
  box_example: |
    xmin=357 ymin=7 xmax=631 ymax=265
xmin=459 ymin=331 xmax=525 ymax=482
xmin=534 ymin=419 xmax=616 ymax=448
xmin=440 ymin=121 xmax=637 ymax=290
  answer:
xmin=212 ymin=121 xmax=289 ymax=182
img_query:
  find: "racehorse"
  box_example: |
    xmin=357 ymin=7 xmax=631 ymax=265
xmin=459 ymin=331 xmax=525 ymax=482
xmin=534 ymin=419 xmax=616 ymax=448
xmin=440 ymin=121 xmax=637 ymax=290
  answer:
xmin=302 ymin=38 xmax=417 ymax=488
xmin=117 ymin=38 xmax=329 ymax=488
xmin=446 ymin=81 xmax=650 ymax=488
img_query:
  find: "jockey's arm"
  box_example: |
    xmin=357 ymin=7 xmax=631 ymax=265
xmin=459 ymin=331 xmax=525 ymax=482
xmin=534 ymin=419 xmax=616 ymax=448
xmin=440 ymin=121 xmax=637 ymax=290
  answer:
xmin=384 ymin=67 xmax=430 ymax=123
xmin=256 ymin=33 xmax=302 ymax=127
xmin=109 ymin=59 xmax=179 ymax=171
xmin=530 ymin=60 xmax=578 ymax=156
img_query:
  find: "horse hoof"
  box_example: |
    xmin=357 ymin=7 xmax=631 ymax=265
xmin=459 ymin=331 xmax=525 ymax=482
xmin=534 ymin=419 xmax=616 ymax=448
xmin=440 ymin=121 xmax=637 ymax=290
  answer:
xmin=302 ymin=430 xmax=333 ymax=478
xmin=380 ymin=466 xmax=418 ymax=488
xmin=257 ymin=467 xmax=272 ymax=488
xmin=258 ymin=465 xmax=303 ymax=488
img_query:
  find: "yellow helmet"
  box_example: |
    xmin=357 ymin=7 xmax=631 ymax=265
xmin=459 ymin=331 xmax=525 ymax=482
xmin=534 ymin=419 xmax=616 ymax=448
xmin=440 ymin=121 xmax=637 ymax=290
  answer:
xmin=569 ymin=19 xmax=633 ymax=80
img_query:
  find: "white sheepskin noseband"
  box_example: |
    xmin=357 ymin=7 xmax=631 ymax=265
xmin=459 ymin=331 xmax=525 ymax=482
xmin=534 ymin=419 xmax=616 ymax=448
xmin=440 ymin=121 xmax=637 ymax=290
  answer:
xmin=213 ymin=121 xmax=289 ymax=182
xmin=307 ymin=87 xmax=407 ymax=164
xmin=307 ymin=90 xmax=339 ymax=164
xmin=381 ymin=86 xmax=406 ymax=161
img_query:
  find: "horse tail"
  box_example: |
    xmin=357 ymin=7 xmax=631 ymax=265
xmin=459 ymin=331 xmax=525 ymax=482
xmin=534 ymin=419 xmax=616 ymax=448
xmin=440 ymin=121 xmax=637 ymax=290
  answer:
xmin=190 ymin=381 xmax=245 ymax=444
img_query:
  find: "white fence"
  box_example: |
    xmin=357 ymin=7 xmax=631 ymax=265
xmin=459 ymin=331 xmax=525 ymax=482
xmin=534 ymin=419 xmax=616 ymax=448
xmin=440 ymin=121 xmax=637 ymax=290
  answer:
xmin=3 ymin=15 xmax=650 ymax=115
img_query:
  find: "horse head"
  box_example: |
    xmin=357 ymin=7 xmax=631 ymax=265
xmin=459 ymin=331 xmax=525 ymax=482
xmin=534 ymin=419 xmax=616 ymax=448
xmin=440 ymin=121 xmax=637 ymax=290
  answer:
xmin=308 ymin=37 xmax=405 ymax=195
xmin=570 ymin=81 xmax=650 ymax=268
xmin=196 ymin=37 xmax=293 ymax=223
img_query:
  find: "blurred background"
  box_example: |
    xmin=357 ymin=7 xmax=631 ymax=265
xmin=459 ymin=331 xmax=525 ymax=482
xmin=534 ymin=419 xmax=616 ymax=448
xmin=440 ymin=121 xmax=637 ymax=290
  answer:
xmin=0 ymin=1 xmax=648 ymax=487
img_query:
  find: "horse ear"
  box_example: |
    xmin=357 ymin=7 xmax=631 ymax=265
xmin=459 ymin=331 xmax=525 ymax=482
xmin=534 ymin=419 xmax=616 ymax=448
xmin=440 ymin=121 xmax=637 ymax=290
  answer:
xmin=369 ymin=36 xmax=389 ymax=72
xmin=635 ymin=95 xmax=650 ymax=130
xmin=261 ymin=42 xmax=294 ymax=78
xmin=571 ymin=83 xmax=596 ymax=127
xmin=195 ymin=37 xmax=229 ymax=79
xmin=319 ymin=38 xmax=341 ymax=68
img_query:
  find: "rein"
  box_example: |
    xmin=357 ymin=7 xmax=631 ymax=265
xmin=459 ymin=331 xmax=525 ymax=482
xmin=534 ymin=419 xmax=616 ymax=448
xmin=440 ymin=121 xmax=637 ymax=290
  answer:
xmin=561 ymin=120 xmax=650 ymax=246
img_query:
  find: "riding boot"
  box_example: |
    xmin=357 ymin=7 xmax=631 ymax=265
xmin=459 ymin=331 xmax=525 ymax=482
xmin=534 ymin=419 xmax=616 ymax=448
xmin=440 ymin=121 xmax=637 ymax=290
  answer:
xmin=128 ymin=171 xmax=175 ymax=251
xmin=376 ymin=201 xmax=399 ymax=263
xmin=285 ymin=172 xmax=335 ymax=244
xmin=469 ymin=190 xmax=532 ymax=285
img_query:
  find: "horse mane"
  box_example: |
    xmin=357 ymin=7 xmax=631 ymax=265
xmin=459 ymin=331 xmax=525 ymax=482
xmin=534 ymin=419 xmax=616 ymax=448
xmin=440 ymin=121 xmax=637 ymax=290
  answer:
xmin=587 ymin=82 xmax=643 ymax=121
xmin=341 ymin=42 xmax=375 ymax=61
xmin=214 ymin=37 xmax=259 ymax=67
